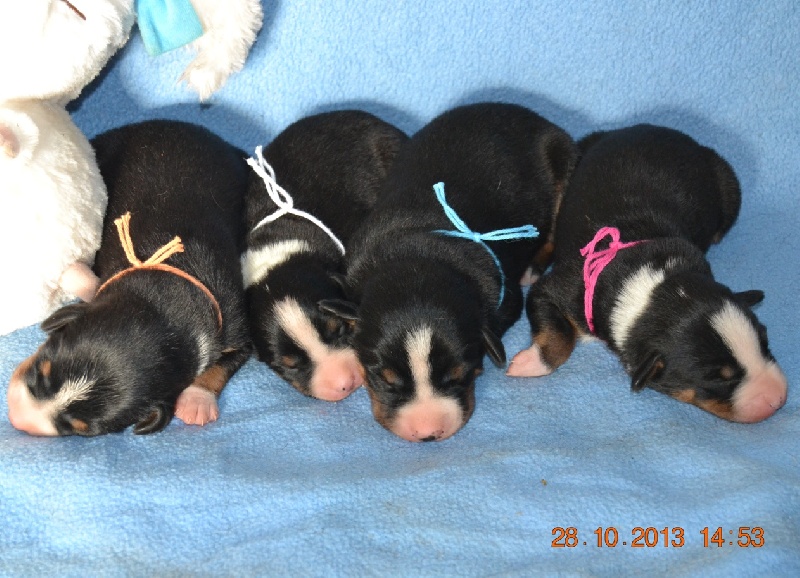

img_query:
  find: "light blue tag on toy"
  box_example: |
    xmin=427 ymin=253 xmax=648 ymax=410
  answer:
xmin=136 ymin=0 xmax=204 ymax=56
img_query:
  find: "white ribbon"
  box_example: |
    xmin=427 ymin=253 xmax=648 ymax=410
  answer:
xmin=247 ymin=146 xmax=346 ymax=255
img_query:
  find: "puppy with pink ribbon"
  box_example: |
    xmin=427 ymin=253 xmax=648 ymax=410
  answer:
xmin=508 ymin=124 xmax=787 ymax=423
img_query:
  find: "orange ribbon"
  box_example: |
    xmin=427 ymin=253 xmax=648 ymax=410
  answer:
xmin=96 ymin=212 xmax=223 ymax=330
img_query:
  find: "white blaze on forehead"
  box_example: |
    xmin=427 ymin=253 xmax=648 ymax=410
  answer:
xmin=711 ymin=301 xmax=768 ymax=377
xmin=406 ymin=326 xmax=434 ymax=399
xmin=711 ymin=301 xmax=788 ymax=422
xmin=274 ymin=297 xmax=329 ymax=361
xmin=609 ymin=265 xmax=665 ymax=348
xmin=51 ymin=376 xmax=94 ymax=411
xmin=392 ymin=325 xmax=464 ymax=441
xmin=241 ymin=239 xmax=311 ymax=287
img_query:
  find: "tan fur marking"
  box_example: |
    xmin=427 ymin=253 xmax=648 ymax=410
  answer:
xmin=669 ymin=388 xmax=735 ymax=419
xmin=11 ymin=351 xmax=38 ymax=384
xmin=671 ymin=389 xmax=696 ymax=403
xmin=39 ymin=360 xmax=52 ymax=378
xmin=381 ymin=368 xmax=400 ymax=385
xmin=534 ymin=323 xmax=577 ymax=370
xmin=281 ymin=355 xmax=299 ymax=369
xmin=366 ymin=387 xmax=394 ymax=432
xmin=193 ymin=364 xmax=228 ymax=397
xmin=69 ymin=418 xmax=89 ymax=433
xmin=694 ymin=397 xmax=736 ymax=421
xmin=448 ymin=364 xmax=466 ymax=382
xmin=720 ymin=365 xmax=736 ymax=380
xmin=532 ymin=241 xmax=556 ymax=271
xmin=326 ymin=318 xmax=341 ymax=336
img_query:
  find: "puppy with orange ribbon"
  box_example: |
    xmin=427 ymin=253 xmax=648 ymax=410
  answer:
xmin=7 ymin=120 xmax=251 ymax=436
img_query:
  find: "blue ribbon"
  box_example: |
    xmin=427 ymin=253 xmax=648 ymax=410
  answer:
xmin=136 ymin=0 xmax=204 ymax=56
xmin=432 ymin=182 xmax=539 ymax=305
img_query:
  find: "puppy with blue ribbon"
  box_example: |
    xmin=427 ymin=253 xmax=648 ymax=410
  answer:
xmin=321 ymin=102 xmax=577 ymax=442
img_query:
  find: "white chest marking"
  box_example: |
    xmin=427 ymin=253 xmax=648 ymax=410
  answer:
xmin=609 ymin=265 xmax=665 ymax=348
xmin=241 ymin=239 xmax=311 ymax=287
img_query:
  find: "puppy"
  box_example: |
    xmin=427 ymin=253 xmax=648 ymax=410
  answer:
xmin=7 ymin=120 xmax=251 ymax=436
xmin=241 ymin=110 xmax=407 ymax=401
xmin=322 ymin=103 xmax=577 ymax=441
xmin=508 ymin=124 xmax=787 ymax=423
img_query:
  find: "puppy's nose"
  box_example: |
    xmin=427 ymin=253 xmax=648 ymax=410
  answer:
xmin=310 ymin=352 xmax=364 ymax=402
xmin=732 ymin=363 xmax=788 ymax=423
xmin=394 ymin=413 xmax=451 ymax=443
xmin=7 ymin=378 xmax=58 ymax=436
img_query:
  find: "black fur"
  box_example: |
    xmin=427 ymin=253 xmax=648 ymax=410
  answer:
xmin=20 ymin=120 xmax=251 ymax=435
xmin=243 ymin=110 xmax=407 ymax=397
xmin=520 ymin=124 xmax=782 ymax=419
xmin=324 ymin=102 xmax=577 ymax=436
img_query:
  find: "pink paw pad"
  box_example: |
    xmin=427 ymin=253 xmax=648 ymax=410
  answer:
xmin=175 ymin=385 xmax=219 ymax=426
xmin=506 ymin=345 xmax=553 ymax=377
xmin=59 ymin=262 xmax=100 ymax=302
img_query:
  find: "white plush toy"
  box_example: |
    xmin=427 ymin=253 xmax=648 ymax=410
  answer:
xmin=0 ymin=1 xmax=263 ymax=335
xmin=0 ymin=0 xmax=136 ymax=336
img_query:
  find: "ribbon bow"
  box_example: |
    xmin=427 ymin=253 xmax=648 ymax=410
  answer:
xmin=433 ymin=182 xmax=539 ymax=305
xmin=580 ymin=226 xmax=644 ymax=333
xmin=96 ymin=212 xmax=223 ymax=330
xmin=247 ymin=146 xmax=346 ymax=255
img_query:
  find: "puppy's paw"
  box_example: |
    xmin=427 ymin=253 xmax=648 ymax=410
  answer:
xmin=506 ymin=345 xmax=553 ymax=377
xmin=59 ymin=262 xmax=100 ymax=302
xmin=175 ymin=385 xmax=219 ymax=426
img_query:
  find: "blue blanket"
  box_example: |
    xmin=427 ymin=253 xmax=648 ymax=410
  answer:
xmin=2 ymin=1 xmax=798 ymax=575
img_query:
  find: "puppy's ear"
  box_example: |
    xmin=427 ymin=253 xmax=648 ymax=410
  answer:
xmin=41 ymin=303 xmax=89 ymax=333
xmin=133 ymin=404 xmax=171 ymax=435
xmin=328 ymin=272 xmax=351 ymax=295
xmin=733 ymin=290 xmax=765 ymax=308
xmin=631 ymin=351 xmax=665 ymax=392
xmin=576 ymin=130 xmax=606 ymax=155
xmin=540 ymin=128 xmax=578 ymax=190
xmin=318 ymin=299 xmax=360 ymax=322
xmin=482 ymin=327 xmax=506 ymax=367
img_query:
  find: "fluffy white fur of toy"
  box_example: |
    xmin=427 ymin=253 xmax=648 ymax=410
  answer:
xmin=0 ymin=0 xmax=136 ymax=105
xmin=0 ymin=102 xmax=107 ymax=335
xmin=0 ymin=0 xmax=135 ymax=335
xmin=182 ymin=0 xmax=264 ymax=100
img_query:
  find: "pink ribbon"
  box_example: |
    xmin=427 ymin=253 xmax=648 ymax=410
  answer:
xmin=580 ymin=227 xmax=644 ymax=333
